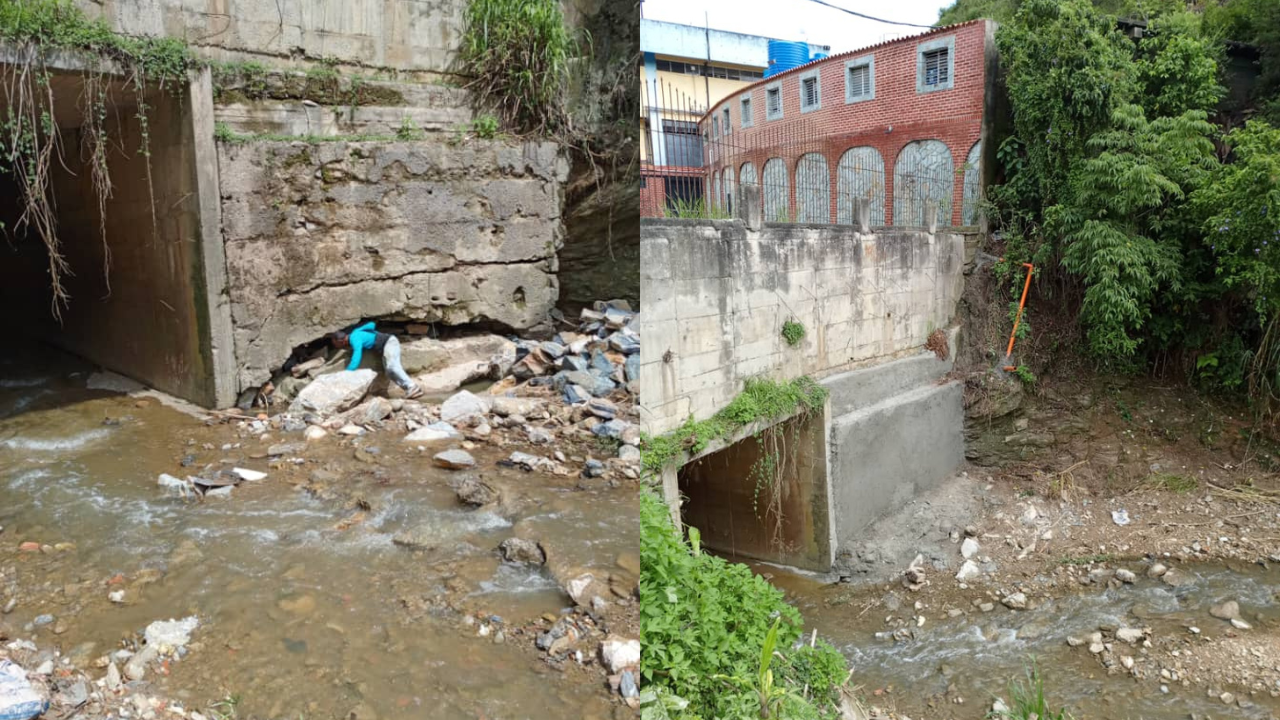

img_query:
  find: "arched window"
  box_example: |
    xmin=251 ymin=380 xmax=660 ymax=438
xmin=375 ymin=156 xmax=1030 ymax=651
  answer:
xmin=835 ymin=147 xmax=886 ymax=226
xmin=740 ymin=162 xmax=758 ymax=216
xmin=962 ymin=141 xmax=982 ymax=225
xmin=762 ymin=158 xmax=788 ymax=222
xmin=893 ymin=140 xmax=953 ymax=227
xmin=724 ymin=166 xmax=736 ymax=217
xmin=795 ymin=153 xmax=830 ymax=223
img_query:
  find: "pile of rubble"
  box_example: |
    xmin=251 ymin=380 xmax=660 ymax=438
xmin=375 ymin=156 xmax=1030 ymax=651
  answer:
xmin=502 ymin=300 xmax=639 ymax=403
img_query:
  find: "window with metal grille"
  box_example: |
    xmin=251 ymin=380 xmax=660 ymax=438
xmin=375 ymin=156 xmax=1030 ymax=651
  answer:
xmin=740 ymin=95 xmax=753 ymax=128
xmin=765 ymin=83 xmax=782 ymax=120
xmin=800 ymin=70 xmax=820 ymax=112
xmin=661 ymin=119 xmax=703 ymax=167
xmin=723 ymin=107 xmax=731 ymax=135
xmin=923 ymin=48 xmax=948 ymax=87
xmin=849 ymin=65 xmax=870 ymax=97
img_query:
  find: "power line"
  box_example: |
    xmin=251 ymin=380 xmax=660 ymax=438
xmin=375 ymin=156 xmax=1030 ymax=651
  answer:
xmin=803 ymin=0 xmax=939 ymax=29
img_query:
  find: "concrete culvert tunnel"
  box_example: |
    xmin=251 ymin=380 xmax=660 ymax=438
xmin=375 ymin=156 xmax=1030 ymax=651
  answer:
xmin=0 ymin=62 xmax=227 ymax=407
xmin=677 ymin=412 xmax=834 ymax=572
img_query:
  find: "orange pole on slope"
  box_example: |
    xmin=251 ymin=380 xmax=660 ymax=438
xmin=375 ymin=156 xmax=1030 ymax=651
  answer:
xmin=1003 ymin=262 xmax=1035 ymax=371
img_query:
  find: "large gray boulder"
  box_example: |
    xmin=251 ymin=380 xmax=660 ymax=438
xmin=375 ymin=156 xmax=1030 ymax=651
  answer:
xmin=400 ymin=335 xmax=517 ymax=376
xmin=440 ymin=390 xmax=491 ymax=423
xmin=289 ymin=370 xmax=376 ymax=415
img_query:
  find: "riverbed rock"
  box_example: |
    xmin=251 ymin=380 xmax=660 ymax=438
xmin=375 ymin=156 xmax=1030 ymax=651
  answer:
xmin=440 ymin=391 xmax=491 ymax=423
xmin=1209 ymin=600 xmax=1240 ymax=621
xmin=955 ymin=561 xmax=981 ymax=582
xmin=399 ymin=335 xmax=515 ymax=376
xmin=404 ymin=422 xmax=462 ymax=443
xmin=453 ymin=476 xmax=499 ymax=506
xmin=289 ymin=370 xmax=376 ymax=415
xmin=433 ymin=449 xmax=476 ymax=470
xmin=1115 ymin=627 xmax=1145 ymax=644
xmin=105 ymin=662 xmax=122 ymax=690
xmin=339 ymin=397 xmax=394 ymax=426
xmin=1002 ymin=592 xmax=1028 ymax=610
xmin=491 ymin=397 xmax=544 ymax=417
xmin=508 ymin=452 xmax=556 ymax=472
xmin=499 ymin=538 xmax=546 ymax=565
xmin=304 ymin=426 xmax=327 ymax=441
xmin=416 ymin=360 xmax=493 ymax=395
xmin=600 ymin=637 xmax=640 ymax=673
xmin=1115 ymin=568 xmax=1137 ymax=584
xmin=960 ymin=538 xmax=980 ymax=560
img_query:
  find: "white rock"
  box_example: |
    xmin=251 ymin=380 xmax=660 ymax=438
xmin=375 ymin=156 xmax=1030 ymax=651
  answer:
xmin=955 ymin=560 xmax=981 ymax=581
xmin=1111 ymin=509 xmax=1131 ymax=526
xmin=415 ymin=361 xmax=491 ymax=395
xmin=109 ymin=590 xmax=126 ymax=604
xmin=404 ymin=422 xmax=462 ymax=443
xmin=34 ymin=660 xmax=53 ymax=675
xmin=440 ymin=390 xmax=492 ymax=423
xmin=231 ymin=468 xmax=267 ymax=482
xmin=1121 ymin=655 xmax=1135 ymax=670
xmin=600 ymin=637 xmax=641 ymax=673
xmin=1019 ymin=505 xmax=1039 ymax=526
xmin=1115 ymin=568 xmax=1137 ymax=583
xmin=1231 ymin=618 xmax=1252 ymax=630
xmin=961 ymin=538 xmax=980 ymax=559
xmin=289 ymin=369 xmax=376 ymax=415
xmin=337 ymin=424 xmax=365 ymax=436
xmin=1115 ymin=627 xmax=1145 ymax=643
xmin=204 ymin=486 xmax=233 ymax=499
xmin=105 ymin=662 xmax=122 ymax=690
xmin=1002 ymin=592 xmax=1028 ymax=609
xmin=432 ymin=449 xmax=476 ymax=470
xmin=304 ymin=426 xmax=327 ymax=441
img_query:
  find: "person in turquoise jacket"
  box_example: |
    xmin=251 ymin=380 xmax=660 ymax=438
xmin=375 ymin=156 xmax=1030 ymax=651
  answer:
xmin=328 ymin=322 xmax=422 ymax=399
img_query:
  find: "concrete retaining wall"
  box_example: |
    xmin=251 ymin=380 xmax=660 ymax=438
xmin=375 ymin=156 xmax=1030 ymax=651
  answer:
xmin=217 ymin=139 xmax=568 ymax=390
xmin=75 ymin=0 xmax=464 ymax=73
xmin=639 ymin=218 xmax=965 ymax=435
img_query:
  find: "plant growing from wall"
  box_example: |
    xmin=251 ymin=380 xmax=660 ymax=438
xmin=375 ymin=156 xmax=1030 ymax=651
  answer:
xmin=457 ymin=0 xmax=577 ymax=135
xmin=781 ymin=319 xmax=806 ymax=347
xmin=0 ymin=0 xmax=196 ymax=318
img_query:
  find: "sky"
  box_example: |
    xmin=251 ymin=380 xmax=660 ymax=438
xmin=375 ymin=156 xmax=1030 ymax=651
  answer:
xmin=640 ymin=0 xmax=956 ymax=54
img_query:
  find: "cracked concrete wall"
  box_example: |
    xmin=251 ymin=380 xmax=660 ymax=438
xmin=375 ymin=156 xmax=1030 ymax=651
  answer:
xmin=640 ymin=218 xmax=965 ymax=436
xmin=75 ymin=0 xmax=464 ymax=73
xmin=219 ymin=139 xmax=568 ymax=390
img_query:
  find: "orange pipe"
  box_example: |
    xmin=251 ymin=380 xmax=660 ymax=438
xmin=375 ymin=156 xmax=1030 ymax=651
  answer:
xmin=1003 ymin=263 xmax=1035 ymax=371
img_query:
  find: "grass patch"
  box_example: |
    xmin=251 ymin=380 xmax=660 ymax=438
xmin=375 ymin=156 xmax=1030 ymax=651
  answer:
xmin=457 ymin=0 xmax=577 ymax=134
xmin=1150 ymin=472 xmax=1198 ymax=493
xmin=990 ymin=662 xmax=1072 ymax=720
xmin=782 ymin=319 xmax=806 ymax=347
xmin=1057 ymin=553 xmax=1114 ymax=566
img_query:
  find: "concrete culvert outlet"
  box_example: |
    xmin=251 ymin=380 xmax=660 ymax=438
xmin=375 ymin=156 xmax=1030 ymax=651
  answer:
xmin=677 ymin=412 xmax=833 ymax=572
xmin=0 ymin=64 xmax=230 ymax=408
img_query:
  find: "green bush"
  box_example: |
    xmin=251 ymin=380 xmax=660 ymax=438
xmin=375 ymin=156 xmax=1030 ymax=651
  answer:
xmin=640 ymin=492 xmax=847 ymax=719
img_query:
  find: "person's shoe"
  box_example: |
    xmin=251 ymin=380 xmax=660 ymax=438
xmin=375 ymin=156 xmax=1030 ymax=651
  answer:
xmin=405 ymin=385 xmax=424 ymax=400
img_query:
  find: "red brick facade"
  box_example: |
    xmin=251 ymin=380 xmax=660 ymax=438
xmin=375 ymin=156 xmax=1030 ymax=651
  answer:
xmin=702 ymin=20 xmax=992 ymax=226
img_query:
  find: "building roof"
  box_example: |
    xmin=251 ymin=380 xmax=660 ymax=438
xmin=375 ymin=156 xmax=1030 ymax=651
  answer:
xmin=699 ymin=18 xmax=991 ymax=117
xmin=641 ymin=18 xmax=829 ymax=67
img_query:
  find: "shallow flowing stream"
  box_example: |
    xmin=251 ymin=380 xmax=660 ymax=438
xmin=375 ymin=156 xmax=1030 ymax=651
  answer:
xmin=755 ymin=560 xmax=1280 ymax=719
xmin=0 ymin=346 xmax=635 ymax=718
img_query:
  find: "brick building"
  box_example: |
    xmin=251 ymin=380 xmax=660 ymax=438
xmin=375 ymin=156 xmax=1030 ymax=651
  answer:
xmin=690 ymin=19 xmax=998 ymax=227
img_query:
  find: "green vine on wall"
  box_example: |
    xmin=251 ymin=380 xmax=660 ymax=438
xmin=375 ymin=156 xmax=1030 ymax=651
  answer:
xmin=642 ymin=376 xmax=829 ymax=549
xmin=781 ymin=319 xmax=806 ymax=347
xmin=0 ymin=0 xmax=197 ymax=318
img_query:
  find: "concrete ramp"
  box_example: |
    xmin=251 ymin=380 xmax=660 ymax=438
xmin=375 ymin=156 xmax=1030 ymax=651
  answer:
xmin=823 ymin=347 xmax=964 ymax=553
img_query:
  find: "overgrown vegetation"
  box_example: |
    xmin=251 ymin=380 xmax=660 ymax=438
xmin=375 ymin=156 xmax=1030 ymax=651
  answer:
xmin=990 ymin=662 xmax=1073 ymax=720
xmin=663 ymin=197 xmax=732 ymax=220
xmin=456 ymin=0 xmax=578 ymax=135
xmin=964 ymin=0 xmax=1280 ymax=420
xmin=0 ymin=0 xmax=199 ymax=318
xmin=782 ymin=319 xmax=807 ymax=347
xmin=640 ymin=491 xmax=851 ymax=719
xmin=641 ymin=376 xmax=828 ymax=477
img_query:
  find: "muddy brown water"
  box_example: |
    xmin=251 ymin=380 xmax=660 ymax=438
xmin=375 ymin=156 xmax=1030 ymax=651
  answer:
xmin=751 ymin=559 xmax=1280 ymax=719
xmin=0 ymin=347 xmax=635 ymax=718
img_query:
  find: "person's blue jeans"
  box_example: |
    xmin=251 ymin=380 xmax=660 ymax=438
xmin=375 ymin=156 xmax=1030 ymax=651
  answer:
xmin=381 ymin=336 xmax=415 ymax=391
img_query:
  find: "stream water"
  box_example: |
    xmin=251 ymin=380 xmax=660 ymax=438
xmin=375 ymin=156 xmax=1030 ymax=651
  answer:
xmin=0 ymin=347 xmax=636 ymax=718
xmin=758 ymin=561 xmax=1280 ymax=719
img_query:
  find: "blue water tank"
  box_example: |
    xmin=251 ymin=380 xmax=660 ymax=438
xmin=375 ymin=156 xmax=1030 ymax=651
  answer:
xmin=811 ymin=51 xmax=828 ymax=61
xmin=765 ymin=40 xmax=809 ymax=78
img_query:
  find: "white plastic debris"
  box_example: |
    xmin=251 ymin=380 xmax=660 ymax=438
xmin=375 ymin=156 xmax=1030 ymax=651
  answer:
xmin=0 ymin=659 xmax=48 ymax=720
xmin=231 ymin=468 xmax=267 ymax=482
xmin=157 ymin=473 xmax=195 ymax=499
xmin=1111 ymin=509 xmax=1131 ymax=526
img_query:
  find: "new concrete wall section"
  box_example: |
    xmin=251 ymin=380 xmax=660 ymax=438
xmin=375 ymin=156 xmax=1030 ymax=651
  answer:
xmin=639 ymin=218 xmax=965 ymax=436
xmin=823 ymin=348 xmax=964 ymax=550
xmin=75 ymin=0 xmax=464 ymax=73
xmin=219 ymin=139 xmax=569 ymax=391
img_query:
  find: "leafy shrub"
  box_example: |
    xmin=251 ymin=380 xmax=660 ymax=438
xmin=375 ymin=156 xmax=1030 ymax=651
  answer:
xmin=781 ymin=320 xmax=806 ymax=347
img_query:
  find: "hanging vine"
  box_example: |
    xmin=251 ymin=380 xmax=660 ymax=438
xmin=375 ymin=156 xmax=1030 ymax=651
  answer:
xmin=0 ymin=0 xmax=195 ymax=319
